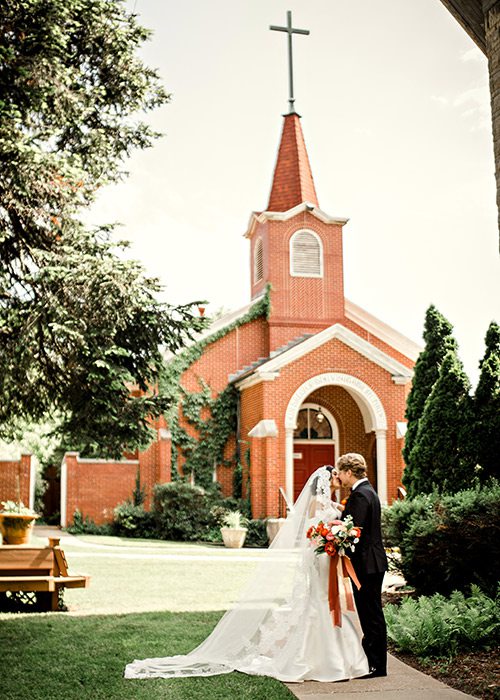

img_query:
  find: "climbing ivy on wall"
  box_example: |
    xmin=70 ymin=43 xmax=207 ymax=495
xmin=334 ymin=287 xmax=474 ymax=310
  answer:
xmin=170 ymin=382 xmax=238 ymax=488
xmin=159 ymin=287 xmax=271 ymax=488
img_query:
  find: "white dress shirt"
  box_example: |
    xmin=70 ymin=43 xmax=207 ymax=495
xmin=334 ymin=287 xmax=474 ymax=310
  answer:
xmin=351 ymin=477 xmax=368 ymax=491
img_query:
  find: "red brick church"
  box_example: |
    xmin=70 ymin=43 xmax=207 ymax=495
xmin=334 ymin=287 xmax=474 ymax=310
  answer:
xmin=160 ymin=111 xmax=419 ymax=518
xmin=58 ymin=110 xmax=419 ymax=525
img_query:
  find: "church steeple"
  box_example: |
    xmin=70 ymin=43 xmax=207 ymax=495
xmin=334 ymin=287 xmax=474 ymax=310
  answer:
xmin=267 ymin=113 xmax=319 ymax=212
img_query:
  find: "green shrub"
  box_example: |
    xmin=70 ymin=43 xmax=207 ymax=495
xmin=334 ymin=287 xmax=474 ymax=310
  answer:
xmin=384 ymin=482 xmax=500 ymax=596
xmin=203 ymin=526 xmax=223 ymax=543
xmin=381 ymin=493 xmax=436 ymax=548
xmin=112 ymin=502 xmax=155 ymax=538
xmin=153 ymin=481 xmax=214 ymax=541
xmin=66 ymin=510 xmax=113 ymax=535
xmin=245 ymin=519 xmax=268 ymax=547
xmin=385 ymin=585 xmax=500 ymax=658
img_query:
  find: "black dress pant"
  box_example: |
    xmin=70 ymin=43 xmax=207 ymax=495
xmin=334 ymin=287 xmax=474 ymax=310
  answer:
xmin=353 ymin=571 xmax=387 ymax=673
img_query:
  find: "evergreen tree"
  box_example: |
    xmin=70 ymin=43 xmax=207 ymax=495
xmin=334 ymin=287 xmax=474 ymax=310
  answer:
xmin=472 ymin=321 xmax=500 ymax=481
xmin=0 ymin=0 xmax=206 ymax=455
xmin=407 ymin=350 xmax=473 ymax=496
xmin=402 ymin=306 xmax=457 ymax=493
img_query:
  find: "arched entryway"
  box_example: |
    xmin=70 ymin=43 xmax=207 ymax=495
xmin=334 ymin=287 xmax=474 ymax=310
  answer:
xmin=292 ymin=404 xmax=339 ymax=500
xmin=284 ymin=373 xmax=388 ymax=504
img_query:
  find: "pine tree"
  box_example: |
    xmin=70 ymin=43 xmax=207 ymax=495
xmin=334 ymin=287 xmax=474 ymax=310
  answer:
xmin=0 ymin=0 xmax=206 ymax=455
xmin=472 ymin=321 xmax=500 ymax=481
xmin=407 ymin=350 xmax=472 ymax=496
xmin=402 ymin=306 xmax=457 ymax=494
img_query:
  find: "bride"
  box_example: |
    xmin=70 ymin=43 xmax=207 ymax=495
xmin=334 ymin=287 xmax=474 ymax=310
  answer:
xmin=125 ymin=465 xmax=369 ymax=683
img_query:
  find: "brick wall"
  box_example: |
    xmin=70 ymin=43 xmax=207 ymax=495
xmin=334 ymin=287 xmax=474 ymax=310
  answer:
xmin=249 ymin=211 xmax=346 ymax=351
xmin=174 ymin=317 xmax=268 ymax=483
xmin=239 ymin=335 xmax=409 ymax=516
xmin=0 ymin=454 xmax=32 ymax=508
xmin=62 ymin=453 xmax=139 ymax=525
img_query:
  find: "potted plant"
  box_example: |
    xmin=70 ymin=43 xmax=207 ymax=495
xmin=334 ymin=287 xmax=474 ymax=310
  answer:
xmin=0 ymin=500 xmax=40 ymax=545
xmin=220 ymin=510 xmax=248 ymax=549
xmin=266 ymin=517 xmax=286 ymax=544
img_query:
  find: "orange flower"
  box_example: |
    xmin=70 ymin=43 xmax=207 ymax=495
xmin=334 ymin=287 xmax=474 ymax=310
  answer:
xmin=306 ymin=526 xmax=313 ymax=538
xmin=325 ymin=541 xmax=336 ymax=556
xmin=321 ymin=527 xmax=329 ymax=537
xmin=341 ymin=498 xmax=348 ymax=506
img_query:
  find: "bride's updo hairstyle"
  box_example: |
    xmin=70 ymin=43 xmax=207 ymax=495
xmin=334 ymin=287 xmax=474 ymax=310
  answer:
xmin=336 ymin=453 xmax=367 ymax=479
xmin=310 ymin=465 xmax=334 ymax=494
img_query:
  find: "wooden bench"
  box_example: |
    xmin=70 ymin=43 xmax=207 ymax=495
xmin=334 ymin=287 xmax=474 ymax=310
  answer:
xmin=0 ymin=537 xmax=90 ymax=611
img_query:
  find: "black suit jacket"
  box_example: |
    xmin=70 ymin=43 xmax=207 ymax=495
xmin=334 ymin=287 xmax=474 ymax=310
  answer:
xmin=342 ymin=480 xmax=388 ymax=576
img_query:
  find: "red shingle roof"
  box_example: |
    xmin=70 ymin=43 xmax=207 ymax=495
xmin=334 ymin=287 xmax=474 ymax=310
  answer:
xmin=267 ymin=113 xmax=319 ymax=212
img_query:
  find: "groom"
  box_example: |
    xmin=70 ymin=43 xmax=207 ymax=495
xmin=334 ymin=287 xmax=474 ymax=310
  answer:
xmin=337 ymin=453 xmax=388 ymax=678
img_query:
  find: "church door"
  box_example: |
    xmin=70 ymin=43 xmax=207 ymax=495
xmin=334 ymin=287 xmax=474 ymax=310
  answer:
xmin=293 ymin=443 xmax=335 ymax=501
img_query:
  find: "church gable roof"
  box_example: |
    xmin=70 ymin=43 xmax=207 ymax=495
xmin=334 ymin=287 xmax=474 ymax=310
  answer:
xmin=345 ymin=299 xmax=422 ymax=362
xmin=231 ymin=322 xmax=414 ymax=388
xmin=267 ymin=113 xmax=319 ymax=212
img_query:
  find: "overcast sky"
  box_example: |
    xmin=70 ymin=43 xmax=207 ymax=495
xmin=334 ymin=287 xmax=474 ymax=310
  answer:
xmin=89 ymin=0 xmax=500 ymax=386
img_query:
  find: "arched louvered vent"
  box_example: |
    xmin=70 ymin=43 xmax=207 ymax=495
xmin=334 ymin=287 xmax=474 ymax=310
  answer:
xmin=254 ymin=238 xmax=263 ymax=283
xmin=290 ymin=230 xmax=322 ymax=277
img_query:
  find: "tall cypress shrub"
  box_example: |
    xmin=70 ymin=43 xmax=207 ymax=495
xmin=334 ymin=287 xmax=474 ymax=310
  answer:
xmin=408 ymin=350 xmax=473 ymax=495
xmin=473 ymin=321 xmax=500 ymax=482
xmin=403 ymin=306 xmax=457 ymax=495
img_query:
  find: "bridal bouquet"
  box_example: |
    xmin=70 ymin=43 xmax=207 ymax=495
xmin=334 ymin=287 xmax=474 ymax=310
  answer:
xmin=306 ymin=515 xmax=361 ymax=557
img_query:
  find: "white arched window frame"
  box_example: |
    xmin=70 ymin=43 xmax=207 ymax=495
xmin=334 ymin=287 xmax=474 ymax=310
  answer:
xmin=289 ymin=229 xmax=323 ymax=278
xmin=254 ymin=237 xmax=264 ymax=283
xmin=293 ymin=403 xmax=339 ymax=451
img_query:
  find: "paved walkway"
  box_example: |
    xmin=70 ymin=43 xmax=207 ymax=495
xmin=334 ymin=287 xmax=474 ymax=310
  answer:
xmin=35 ymin=527 xmax=478 ymax=699
xmin=286 ymin=654 xmax=478 ymax=699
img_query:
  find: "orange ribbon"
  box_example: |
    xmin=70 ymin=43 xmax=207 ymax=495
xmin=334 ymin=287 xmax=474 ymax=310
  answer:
xmin=328 ymin=553 xmax=362 ymax=627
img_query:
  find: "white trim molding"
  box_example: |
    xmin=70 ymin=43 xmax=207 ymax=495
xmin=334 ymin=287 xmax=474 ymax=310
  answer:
xmin=60 ymin=459 xmax=67 ymax=528
xmin=396 ymin=421 xmax=408 ymax=439
xmin=244 ymin=201 xmax=348 ymax=238
xmin=285 ymin=373 xmax=387 ymax=433
xmin=375 ymin=429 xmax=388 ymax=504
xmin=234 ymin=323 xmax=413 ymax=390
xmin=248 ymin=419 xmax=278 ymax=438
xmin=284 ymin=373 xmax=388 ymax=503
xmin=345 ymin=298 xmax=422 ymax=362
xmin=392 ymin=376 xmax=411 ymax=385
xmin=237 ymin=371 xmax=280 ymax=390
xmin=294 ymin=403 xmax=339 ymax=448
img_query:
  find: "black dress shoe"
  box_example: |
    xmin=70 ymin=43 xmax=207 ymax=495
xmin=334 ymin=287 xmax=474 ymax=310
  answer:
xmin=357 ymin=668 xmax=387 ymax=679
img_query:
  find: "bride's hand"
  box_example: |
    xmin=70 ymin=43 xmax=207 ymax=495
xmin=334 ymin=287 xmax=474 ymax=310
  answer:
xmin=331 ymin=502 xmax=345 ymax=512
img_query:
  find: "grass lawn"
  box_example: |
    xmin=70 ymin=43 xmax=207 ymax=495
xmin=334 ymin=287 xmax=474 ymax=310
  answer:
xmin=2 ymin=610 xmax=294 ymax=700
xmin=2 ymin=533 xmax=295 ymax=699
xmin=28 ymin=532 xmax=267 ymax=614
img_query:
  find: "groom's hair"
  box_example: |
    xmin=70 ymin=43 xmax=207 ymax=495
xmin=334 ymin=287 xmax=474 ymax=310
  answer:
xmin=336 ymin=453 xmax=367 ymax=478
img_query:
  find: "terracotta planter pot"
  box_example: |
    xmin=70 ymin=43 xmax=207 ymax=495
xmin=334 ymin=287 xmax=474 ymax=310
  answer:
xmin=220 ymin=527 xmax=247 ymax=549
xmin=0 ymin=513 xmax=39 ymax=545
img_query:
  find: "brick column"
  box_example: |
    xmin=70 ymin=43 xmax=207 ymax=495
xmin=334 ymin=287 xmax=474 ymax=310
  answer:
xmin=249 ymin=437 xmax=266 ymax=518
xmin=19 ymin=453 xmax=32 ymax=506
xmin=262 ymin=435 xmax=280 ymax=517
xmin=157 ymin=430 xmax=172 ymax=484
xmin=61 ymin=452 xmax=78 ymax=527
xmin=248 ymin=419 xmax=279 ymax=518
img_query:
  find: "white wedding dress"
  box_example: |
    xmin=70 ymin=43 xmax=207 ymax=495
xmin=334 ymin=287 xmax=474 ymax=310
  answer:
xmin=125 ymin=467 xmax=369 ymax=682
